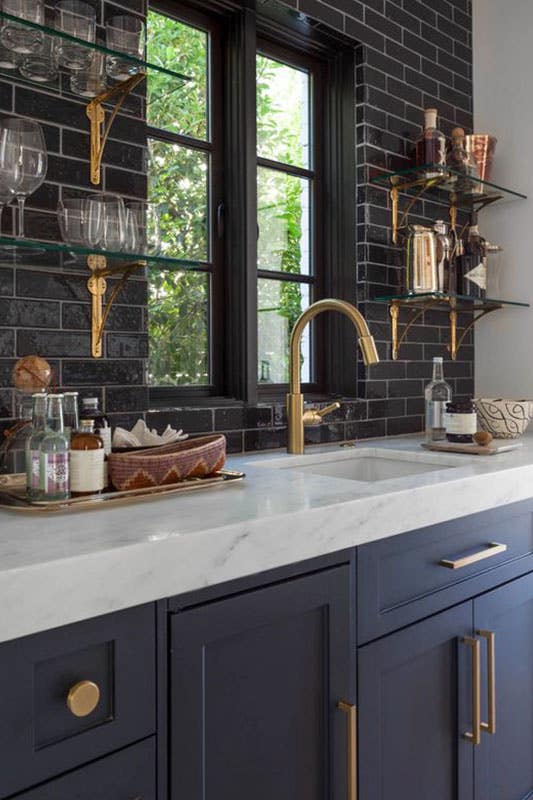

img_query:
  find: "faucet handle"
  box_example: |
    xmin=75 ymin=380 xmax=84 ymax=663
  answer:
xmin=303 ymin=401 xmax=341 ymax=426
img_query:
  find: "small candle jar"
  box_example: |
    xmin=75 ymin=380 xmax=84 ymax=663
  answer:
xmin=445 ymin=401 xmax=477 ymax=443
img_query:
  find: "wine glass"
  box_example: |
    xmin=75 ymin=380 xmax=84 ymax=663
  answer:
xmin=0 ymin=118 xmax=47 ymax=239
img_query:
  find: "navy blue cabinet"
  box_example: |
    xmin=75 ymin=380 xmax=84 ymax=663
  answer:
xmin=169 ymin=566 xmax=353 ymax=800
xmin=474 ymin=572 xmax=533 ymax=800
xmin=358 ymin=603 xmax=474 ymax=800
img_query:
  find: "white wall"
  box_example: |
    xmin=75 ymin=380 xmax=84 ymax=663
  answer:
xmin=473 ymin=0 xmax=533 ymax=397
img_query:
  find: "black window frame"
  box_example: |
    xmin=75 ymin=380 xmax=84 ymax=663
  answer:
xmin=148 ymin=0 xmax=357 ymax=407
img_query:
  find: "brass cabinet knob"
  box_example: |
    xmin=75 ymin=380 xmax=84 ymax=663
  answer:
xmin=66 ymin=680 xmax=101 ymax=718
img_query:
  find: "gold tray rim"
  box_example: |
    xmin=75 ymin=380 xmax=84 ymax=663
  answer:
xmin=0 ymin=469 xmax=245 ymax=514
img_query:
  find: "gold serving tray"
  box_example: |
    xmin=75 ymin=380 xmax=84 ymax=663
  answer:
xmin=0 ymin=470 xmax=245 ymax=514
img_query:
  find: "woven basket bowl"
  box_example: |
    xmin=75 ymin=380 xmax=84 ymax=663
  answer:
xmin=475 ymin=398 xmax=533 ymax=440
xmin=108 ymin=434 xmax=226 ymax=491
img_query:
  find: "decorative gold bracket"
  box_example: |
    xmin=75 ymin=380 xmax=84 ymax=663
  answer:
xmin=86 ymin=72 xmax=146 ymax=186
xmin=87 ymin=254 xmax=146 ymax=358
xmin=389 ymin=297 xmax=502 ymax=362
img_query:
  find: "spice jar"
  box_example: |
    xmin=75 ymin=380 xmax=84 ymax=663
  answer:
xmin=444 ymin=401 xmax=477 ymax=443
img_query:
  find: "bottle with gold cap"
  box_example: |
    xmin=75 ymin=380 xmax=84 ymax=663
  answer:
xmin=415 ymin=108 xmax=446 ymax=179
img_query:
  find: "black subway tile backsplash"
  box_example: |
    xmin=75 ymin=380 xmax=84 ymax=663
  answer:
xmin=0 ymin=0 xmax=473 ymax=452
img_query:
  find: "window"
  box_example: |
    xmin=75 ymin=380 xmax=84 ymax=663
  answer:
xmin=146 ymin=5 xmax=223 ymax=392
xmin=147 ymin=2 xmax=356 ymax=404
xmin=256 ymin=47 xmax=322 ymax=389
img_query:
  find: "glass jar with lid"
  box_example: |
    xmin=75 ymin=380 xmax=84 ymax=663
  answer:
xmin=444 ymin=400 xmax=477 ymax=443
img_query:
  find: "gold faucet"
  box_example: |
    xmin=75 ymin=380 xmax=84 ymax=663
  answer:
xmin=286 ymin=299 xmax=380 ymax=454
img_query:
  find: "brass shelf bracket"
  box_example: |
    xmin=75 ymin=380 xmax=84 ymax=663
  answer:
xmin=389 ymin=296 xmax=502 ymax=362
xmin=86 ymin=72 xmax=146 ymax=186
xmin=390 ymin=301 xmax=425 ymax=360
xmin=447 ymin=304 xmax=500 ymax=360
xmin=87 ymin=254 xmax=146 ymax=358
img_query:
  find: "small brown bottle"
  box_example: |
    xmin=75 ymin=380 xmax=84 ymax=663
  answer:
xmin=70 ymin=419 xmax=105 ymax=497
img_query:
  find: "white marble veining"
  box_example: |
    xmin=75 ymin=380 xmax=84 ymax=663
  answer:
xmin=2 ymin=433 xmax=533 ymax=643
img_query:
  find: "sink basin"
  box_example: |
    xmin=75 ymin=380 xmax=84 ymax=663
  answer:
xmin=256 ymin=447 xmax=461 ymax=483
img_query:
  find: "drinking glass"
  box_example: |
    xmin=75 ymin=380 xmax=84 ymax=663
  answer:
xmin=0 ymin=117 xmax=47 ymax=238
xmin=0 ymin=41 xmax=20 ymax=69
xmin=70 ymin=48 xmax=106 ymax=97
xmin=124 ymin=207 xmax=139 ymax=253
xmin=55 ymin=0 xmax=96 ymax=71
xmin=106 ymin=15 xmax=145 ymax=81
xmin=1 ymin=0 xmax=44 ymax=54
xmin=126 ymin=201 xmax=161 ymax=255
xmin=87 ymin=192 xmax=126 ymax=251
xmin=19 ymin=34 xmax=58 ymax=83
xmin=57 ymin=198 xmax=94 ymax=247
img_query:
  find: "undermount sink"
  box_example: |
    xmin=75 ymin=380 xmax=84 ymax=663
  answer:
xmin=257 ymin=447 xmax=461 ymax=483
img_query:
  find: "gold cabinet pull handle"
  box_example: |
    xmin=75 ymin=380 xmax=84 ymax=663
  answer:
xmin=66 ymin=680 xmax=101 ymax=718
xmin=478 ymin=629 xmax=496 ymax=735
xmin=464 ymin=637 xmax=481 ymax=745
xmin=439 ymin=542 xmax=507 ymax=570
xmin=338 ymin=701 xmax=357 ymax=800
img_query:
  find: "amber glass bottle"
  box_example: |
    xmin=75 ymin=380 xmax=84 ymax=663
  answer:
xmin=70 ymin=419 xmax=105 ymax=497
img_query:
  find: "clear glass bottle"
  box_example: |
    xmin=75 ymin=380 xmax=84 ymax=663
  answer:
xmin=446 ymin=127 xmax=479 ymax=190
xmin=425 ymin=357 xmax=452 ymax=442
xmin=40 ymin=394 xmax=70 ymax=501
xmin=63 ymin=391 xmax=79 ymax=443
xmin=458 ymin=212 xmax=487 ymax=299
xmin=0 ymin=393 xmax=34 ymax=475
xmin=70 ymin=419 xmax=105 ymax=497
xmin=415 ymin=108 xmax=447 ymax=178
xmin=80 ymin=397 xmax=111 ymax=456
xmin=25 ymin=392 xmax=48 ymax=499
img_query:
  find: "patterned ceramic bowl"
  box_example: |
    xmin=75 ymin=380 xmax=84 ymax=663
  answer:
xmin=108 ymin=434 xmax=226 ymax=491
xmin=475 ymin=398 xmax=533 ymax=439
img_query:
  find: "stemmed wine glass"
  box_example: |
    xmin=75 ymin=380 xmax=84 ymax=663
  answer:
xmin=0 ymin=117 xmax=47 ymax=239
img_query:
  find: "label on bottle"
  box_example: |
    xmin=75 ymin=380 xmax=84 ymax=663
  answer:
xmin=70 ymin=450 xmax=105 ymax=494
xmin=444 ymin=412 xmax=477 ymax=435
xmin=464 ymin=261 xmax=486 ymax=291
xmin=42 ymin=453 xmax=69 ymax=496
xmin=96 ymin=424 xmax=112 ymax=456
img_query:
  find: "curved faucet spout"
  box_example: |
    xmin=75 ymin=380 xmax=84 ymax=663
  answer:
xmin=287 ymin=298 xmax=379 ymax=454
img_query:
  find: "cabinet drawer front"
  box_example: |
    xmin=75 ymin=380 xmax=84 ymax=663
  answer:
xmin=358 ymin=499 xmax=533 ymax=643
xmin=12 ymin=738 xmax=156 ymax=800
xmin=0 ymin=604 xmax=156 ymax=798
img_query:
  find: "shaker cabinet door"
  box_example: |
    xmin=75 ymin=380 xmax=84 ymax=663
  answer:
xmin=474 ymin=571 xmax=533 ymax=800
xmin=169 ymin=566 xmax=353 ymax=800
xmin=358 ymin=602 xmax=474 ymax=800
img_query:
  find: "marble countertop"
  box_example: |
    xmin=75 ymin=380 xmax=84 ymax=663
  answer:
xmin=2 ymin=433 xmax=533 ymax=643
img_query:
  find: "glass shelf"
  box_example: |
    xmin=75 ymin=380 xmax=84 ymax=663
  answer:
xmin=373 ymin=292 xmax=530 ymax=309
xmin=369 ymin=164 xmax=527 ymax=205
xmin=0 ymin=11 xmax=192 ymax=84
xmin=372 ymin=291 xmax=530 ymax=361
xmin=0 ymin=235 xmax=206 ymax=273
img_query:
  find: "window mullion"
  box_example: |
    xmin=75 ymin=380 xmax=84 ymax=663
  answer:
xmin=223 ymin=6 xmax=258 ymax=403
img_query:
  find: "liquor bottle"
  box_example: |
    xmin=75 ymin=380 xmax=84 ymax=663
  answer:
xmin=80 ymin=397 xmax=111 ymax=456
xmin=458 ymin=212 xmax=487 ymax=299
xmin=415 ymin=108 xmax=447 ymax=179
xmin=25 ymin=392 xmax=48 ymax=499
xmin=40 ymin=394 xmax=70 ymax=501
xmin=70 ymin=419 xmax=105 ymax=497
xmin=63 ymin=391 xmax=79 ymax=443
xmin=446 ymin=127 xmax=479 ymax=190
xmin=425 ymin=357 xmax=452 ymax=443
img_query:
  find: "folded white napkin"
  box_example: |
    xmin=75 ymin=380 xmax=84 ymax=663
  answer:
xmin=112 ymin=418 xmax=189 ymax=449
